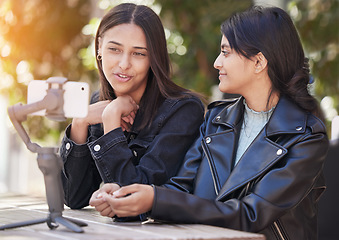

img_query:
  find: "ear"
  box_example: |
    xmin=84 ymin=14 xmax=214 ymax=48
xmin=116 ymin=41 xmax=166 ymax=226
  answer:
xmin=254 ymin=52 xmax=268 ymax=73
xmin=97 ymin=37 xmax=103 ymax=56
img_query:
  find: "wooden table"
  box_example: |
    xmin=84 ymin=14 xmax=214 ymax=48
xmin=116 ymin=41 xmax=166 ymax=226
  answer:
xmin=0 ymin=193 xmax=265 ymax=240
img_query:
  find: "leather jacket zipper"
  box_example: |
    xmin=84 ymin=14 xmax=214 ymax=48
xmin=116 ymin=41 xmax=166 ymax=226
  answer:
xmin=142 ymin=217 xmax=155 ymax=224
xmin=202 ymin=142 xmax=219 ymax=195
xmin=273 ymin=221 xmax=287 ymax=240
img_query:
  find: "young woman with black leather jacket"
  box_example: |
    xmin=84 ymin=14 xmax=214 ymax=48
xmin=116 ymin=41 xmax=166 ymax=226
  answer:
xmin=89 ymin=6 xmax=329 ymax=239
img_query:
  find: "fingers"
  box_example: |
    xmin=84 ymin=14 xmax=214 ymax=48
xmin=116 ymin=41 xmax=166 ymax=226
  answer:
xmin=121 ymin=116 xmax=132 ymax=131
xmin=89 ymin=189 xmax=104 ymax=206
xmin=94 ymin=200 xmax=115 ymax=217
xmin=101 ymin=96 xmax=138 ymax=132
xmin=99 ymin=205 xmax=114 ymax=217
xmin=89 ymin=183 xmax=120 ymax=206
xmin=90 ymin=184 xmax=122 ymax=217
xmin=101 ymin=183 xmax=121 ymax=195
xmin=121 ymin=108 xmax=137 ymax=131
xmin=91 ymin=184 xmax=154 ymax=218
xmin=124 ymin=114 xmax=135 ymax=125
xmin=112 ymin=184 xmax=138 ymax=198
xmin=104 ymin=184 xmax=154 ymax=217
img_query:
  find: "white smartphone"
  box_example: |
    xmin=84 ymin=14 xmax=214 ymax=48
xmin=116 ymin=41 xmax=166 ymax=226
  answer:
xmin=27 ymin=80 xmax=89 ymax=118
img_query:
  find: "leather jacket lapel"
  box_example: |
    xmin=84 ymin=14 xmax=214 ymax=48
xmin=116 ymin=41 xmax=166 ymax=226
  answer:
xmin=216 ymin=129 xmax=287 ymax=200
xmin=202 ymin=98 xmax=244 ymax=194
xmin=202 ymin=129 xmax=236 ymax=194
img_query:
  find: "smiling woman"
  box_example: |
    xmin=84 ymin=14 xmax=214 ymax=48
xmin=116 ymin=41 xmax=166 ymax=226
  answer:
xmin=99 ymin=24 xmax=150 ymax=107
xmin=59 ymin=3 xmax=205 ymax=212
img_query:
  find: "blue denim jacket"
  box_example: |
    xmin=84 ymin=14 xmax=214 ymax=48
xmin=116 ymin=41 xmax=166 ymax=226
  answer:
xmin=60 ymin=93 xmax=204 ymax=209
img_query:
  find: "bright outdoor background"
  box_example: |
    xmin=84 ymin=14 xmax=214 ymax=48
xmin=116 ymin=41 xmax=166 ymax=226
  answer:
xmin=0 ymin=0 xmax=338 ymax=195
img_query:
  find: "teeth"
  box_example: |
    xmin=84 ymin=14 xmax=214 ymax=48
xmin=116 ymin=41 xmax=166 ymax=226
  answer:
xmin=118 ymin=74 xmax=128 ymax=78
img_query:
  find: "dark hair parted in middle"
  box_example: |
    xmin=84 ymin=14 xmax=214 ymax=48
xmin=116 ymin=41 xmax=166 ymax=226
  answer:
xmin=95 ymin=3 xmax=195 ymax=129
xmin=221 ymin=6 xmax=323 ymax=120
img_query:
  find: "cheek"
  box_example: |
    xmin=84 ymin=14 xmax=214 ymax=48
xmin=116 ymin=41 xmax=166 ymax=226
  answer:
xmin=218 ymin=82 xmax=229 ymax=93
xmin=135 ymin=60 xmax=150 ymax=75
xmin=102 ymin=55 xmax=115 ymax=69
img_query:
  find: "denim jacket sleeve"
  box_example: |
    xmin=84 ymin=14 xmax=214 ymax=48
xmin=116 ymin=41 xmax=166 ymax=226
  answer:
xmin=60 ymin=96 xmax=204 ymax=209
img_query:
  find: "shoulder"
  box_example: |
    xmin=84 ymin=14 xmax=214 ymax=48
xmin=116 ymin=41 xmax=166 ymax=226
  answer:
xmin=163 ymin=94 xmax=205 ymax=112
xmin=207 ymin=97 xmax=239 ymax=111
xmin=202 ymin=97 xmax=241 ymax=121
xmin=307 ymin=113 xmax=328 ymax=135
xmin=153 ymin=95 xmax=205 ymax=124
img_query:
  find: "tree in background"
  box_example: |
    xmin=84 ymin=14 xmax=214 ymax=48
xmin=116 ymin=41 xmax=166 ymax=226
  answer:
xmin=0 ymin=0 xmax=337 ymax=141
xmin=288 ymin=0 xmax=338 ymax=125
xmin=0 ymin=0 xmax=92 ymax=141
xmin=157 ymin=0 xmax=252 ymax=96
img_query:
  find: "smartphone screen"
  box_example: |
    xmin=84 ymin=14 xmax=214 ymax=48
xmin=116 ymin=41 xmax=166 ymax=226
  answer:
xmin=27 ymin=80 xmax=89 ymax=118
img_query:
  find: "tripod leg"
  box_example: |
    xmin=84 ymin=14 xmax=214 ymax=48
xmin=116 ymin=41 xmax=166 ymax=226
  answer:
xmin=53 ymin=216 xmax=84 ymax=233
xmin=0 ymin=217 xmax=47 ymax=230
xmin=63 ymin=217 xmax=88 ymax=227
xmin=37 ymin=150 xmax=86 ymax=233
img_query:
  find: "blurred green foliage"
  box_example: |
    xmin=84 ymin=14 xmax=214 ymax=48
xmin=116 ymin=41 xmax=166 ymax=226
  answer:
xmin=157 ymin=0 xmax=252 ymax=95
xmin=288 ymin=0 xmax=339 ymax=123
xmin=0 ymin=0 xmax=93 ymax=142
xmin=0 ymin=0 xmax=337 ymax=142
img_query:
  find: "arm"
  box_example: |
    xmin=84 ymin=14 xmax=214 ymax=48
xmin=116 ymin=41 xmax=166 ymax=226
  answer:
xmin=97 ymin=126 xmax=328 ymax=233
xmin=61 ymin=122 xmax=103 ymax=209
xmin=70 ymin=95 xmax=137 ymax=144
xmin=61 ymin=92 xmax=105 ymax=209
xmin=89 ymin=97 xmax=205 ymax=186
xmin=60 ymin=93 xmax=139 ymax=209
xmin=150 ymin=130 xmax=329 ymax=232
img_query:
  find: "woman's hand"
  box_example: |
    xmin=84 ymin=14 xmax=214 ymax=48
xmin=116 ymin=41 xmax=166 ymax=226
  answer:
xmin=70 ymin=100 xmax=111 ymax=144
xmin=70 ymin=95 xmax=138 ymax=143
xmin=107 ymin=184 xmax=154 ymax=217
xmin=91 ymin=184 xmax=154 ymax=218
xmin=89 ymin=183 xmax=121 ymax=218
xmin=102 ymin=95 xmax=139 ymax=133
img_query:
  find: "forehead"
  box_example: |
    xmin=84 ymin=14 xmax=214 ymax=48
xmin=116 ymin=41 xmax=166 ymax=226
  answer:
xmin=220 ymin=35 xmax=230 ymax=48
xmin=102 ymin=23 xmax=147 ymax=47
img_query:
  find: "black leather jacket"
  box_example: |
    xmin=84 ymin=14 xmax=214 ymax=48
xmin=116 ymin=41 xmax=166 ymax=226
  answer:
xmin=150 ymin=96 xmax=329 ymax=240
xmin=60 ymin=92 xmax=204 ymax=209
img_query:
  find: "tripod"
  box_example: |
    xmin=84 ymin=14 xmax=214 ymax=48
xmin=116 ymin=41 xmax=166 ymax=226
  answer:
xmin=0 ymin=77 xmax=87 ymax=233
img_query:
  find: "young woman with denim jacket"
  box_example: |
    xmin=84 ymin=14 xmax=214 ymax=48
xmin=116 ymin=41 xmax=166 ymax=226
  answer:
xmin=89 ymin=6 xmax=329 ymax=239
xmin=60 ymin=3 xmax=204 ymax=210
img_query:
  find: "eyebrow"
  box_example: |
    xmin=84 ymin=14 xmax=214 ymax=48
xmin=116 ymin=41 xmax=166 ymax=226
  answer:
xmin=108 ymin=41 xmax=147 ymax=51
xmin=221 ymin=43 xmax=231 ymax=49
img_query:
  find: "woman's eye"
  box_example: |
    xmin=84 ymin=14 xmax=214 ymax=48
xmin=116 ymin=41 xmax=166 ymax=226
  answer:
xmin=222 ymin=50 xmax=230 ymax=56
xmin=133 ymin=52 xmax=146 ymax=57
xmin=109 ymin=47 xmax=120 ymax=52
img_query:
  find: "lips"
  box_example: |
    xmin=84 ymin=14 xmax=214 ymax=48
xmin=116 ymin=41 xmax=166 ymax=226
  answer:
xmin=218 ymin=72 xmax=226 ymax=79
xmin=115 ymin=73 xmax=132 ymax=82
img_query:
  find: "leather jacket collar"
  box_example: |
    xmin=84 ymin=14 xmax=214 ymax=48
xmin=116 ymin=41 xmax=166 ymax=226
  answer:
xmin=212 ymin=96 xmax=307 ymax=136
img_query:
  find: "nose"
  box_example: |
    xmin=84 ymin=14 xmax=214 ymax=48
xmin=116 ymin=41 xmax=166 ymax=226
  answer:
xmin=213 ymin=54 xmax=222 ymax=70
xmin=119 ymin=53 xmax=131 ymax=70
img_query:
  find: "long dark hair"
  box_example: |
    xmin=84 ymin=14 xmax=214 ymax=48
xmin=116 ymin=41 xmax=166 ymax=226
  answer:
xmin=221 ymin=6 xmax=324 ymax=120
xmin=95 ymin=3 xmax=197 ymax=129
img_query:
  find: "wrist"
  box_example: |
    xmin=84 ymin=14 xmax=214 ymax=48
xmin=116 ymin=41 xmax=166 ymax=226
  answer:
xmin=72 ymin=117 xmax=89 ymax=128
xmin=102 ymin=108 xmax=122 ymax=133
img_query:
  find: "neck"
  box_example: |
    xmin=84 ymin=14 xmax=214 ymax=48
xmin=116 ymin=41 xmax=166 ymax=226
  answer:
xmin=245 ymin=92 xmax=279 ymax=112
xmin=242 ymin=72 xmax=279 ymax=112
